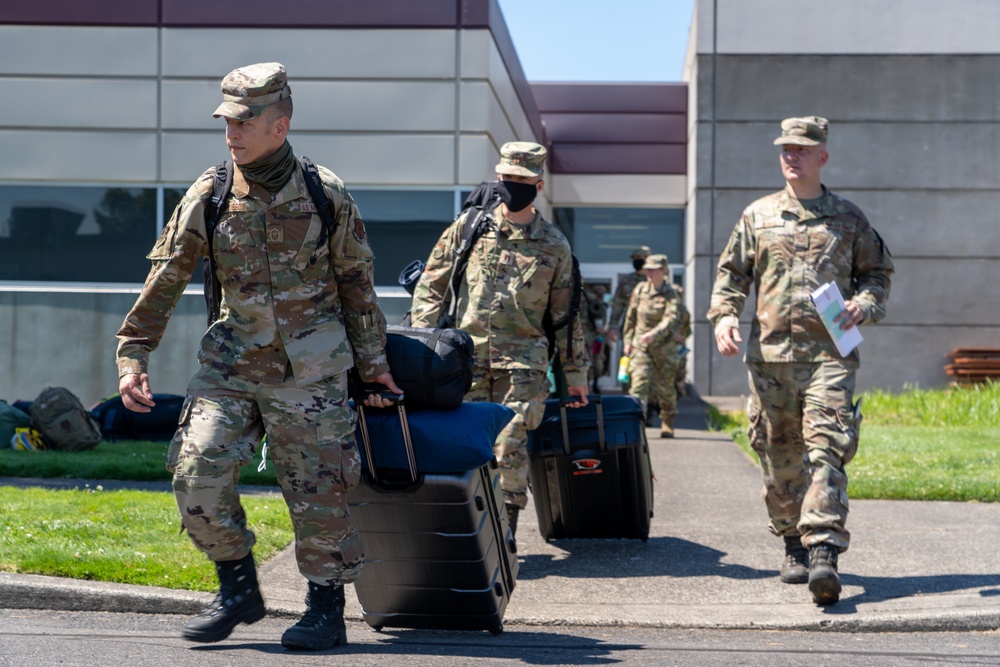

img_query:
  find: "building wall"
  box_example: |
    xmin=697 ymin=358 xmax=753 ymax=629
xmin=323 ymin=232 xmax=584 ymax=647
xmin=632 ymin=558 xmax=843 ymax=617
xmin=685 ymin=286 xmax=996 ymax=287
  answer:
xmin=687 ymin=0 xmax=1000 ymax=395
xmin=0 ymin=25 xmax=539 ymax=188
xmin=0 ymin=22 xmax=544 ymax=405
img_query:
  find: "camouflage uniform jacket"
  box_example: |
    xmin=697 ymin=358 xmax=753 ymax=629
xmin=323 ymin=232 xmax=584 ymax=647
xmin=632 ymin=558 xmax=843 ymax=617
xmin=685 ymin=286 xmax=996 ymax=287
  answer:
xmin=610 ymin=271 xmax=643 ymax=330
xmin=622 ymin=280 xmax=682 ymax=353
xmin=674 ymin=285 xmax=693 ymax=340
xmin=580 ymin=287 xmax=606 ymax=347
xmin=707 ymin=185 xmax=893 ymax=363
xmin=409 ymin=207 xmax=589 ymax=387
xmin=116 ymin=161 xmax=389 ymax=386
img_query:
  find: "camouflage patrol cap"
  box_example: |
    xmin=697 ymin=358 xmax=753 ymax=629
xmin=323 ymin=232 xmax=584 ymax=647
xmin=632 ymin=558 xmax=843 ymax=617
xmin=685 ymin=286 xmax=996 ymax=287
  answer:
xmin=631 ymin=246 xmax=652 ymax=258
xmin=773 ymin=116 xmax=829 ymax=146
xmin=642 ymin=254 xmax=669 ymax=270
xmin=212 ymin=62 xmax=292 ymax=120
xmin=495 ymin=141 xmax=547 ymax=177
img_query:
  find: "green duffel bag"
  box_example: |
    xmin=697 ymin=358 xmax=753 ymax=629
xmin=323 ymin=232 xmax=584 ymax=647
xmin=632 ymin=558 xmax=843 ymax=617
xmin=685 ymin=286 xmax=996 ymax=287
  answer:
xmin=0 ymin=400 xmax=32 ymax=449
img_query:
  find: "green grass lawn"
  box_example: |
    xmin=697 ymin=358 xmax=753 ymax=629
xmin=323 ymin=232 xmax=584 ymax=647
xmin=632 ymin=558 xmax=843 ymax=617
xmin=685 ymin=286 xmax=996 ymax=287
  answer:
xmin=0 ymin=440 xmax=279 ymax=487
xmin=0 ymin=485 xmax=293 ymax=592
xmin=2 ymin=382 xmax=997 ymax=590
xmin=0 ymin=439 xmax=288 ymax=590
xmin=708 ymin=382 xmax=1000 ymax=502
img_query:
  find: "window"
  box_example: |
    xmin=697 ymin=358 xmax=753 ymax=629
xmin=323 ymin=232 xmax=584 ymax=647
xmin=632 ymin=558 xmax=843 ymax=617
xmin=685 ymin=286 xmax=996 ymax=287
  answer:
xmin=0 ymin=185 xmax=162 ymax=282
xmin=351 ymin=190 xmax=455 ymax=288
xmin=553 ymin=207 xmax=685 ymax=266
xmin=0 ymin=185 xmax=457 ymax=289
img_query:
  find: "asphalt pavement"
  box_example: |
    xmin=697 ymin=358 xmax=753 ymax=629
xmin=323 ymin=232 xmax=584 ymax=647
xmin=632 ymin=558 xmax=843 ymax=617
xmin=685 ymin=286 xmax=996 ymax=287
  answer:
xmin=2 ymin=393 xmax=1000 ymax=633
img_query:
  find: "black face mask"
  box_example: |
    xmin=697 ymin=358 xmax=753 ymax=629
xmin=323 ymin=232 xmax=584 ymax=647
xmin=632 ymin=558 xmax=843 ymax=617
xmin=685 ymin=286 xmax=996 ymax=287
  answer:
xmin=633 ymin=258 xmax=646 ymax=271
xmin=498 ymin=179 xmax=538 ymax=213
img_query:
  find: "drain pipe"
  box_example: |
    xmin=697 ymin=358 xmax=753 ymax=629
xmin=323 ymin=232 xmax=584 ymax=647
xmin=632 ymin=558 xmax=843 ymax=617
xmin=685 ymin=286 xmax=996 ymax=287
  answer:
xmin=707 ymin=0 xmax=719 ymax=395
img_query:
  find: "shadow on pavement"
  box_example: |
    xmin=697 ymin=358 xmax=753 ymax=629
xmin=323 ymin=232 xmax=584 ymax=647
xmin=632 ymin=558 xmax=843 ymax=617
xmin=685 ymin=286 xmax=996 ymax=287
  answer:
xmin=192 ymin=629 xmax=641 ymax=664
xmin=824 ymin=572 xmax=1000 ymax=614
xmin=516 ymin=535 xmax=773 ymax=581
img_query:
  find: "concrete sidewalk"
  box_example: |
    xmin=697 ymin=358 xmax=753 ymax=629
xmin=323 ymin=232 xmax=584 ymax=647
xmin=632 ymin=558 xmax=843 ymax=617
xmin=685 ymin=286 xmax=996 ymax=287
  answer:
xmin=3 ymin=394 xmax=1000 ymax=632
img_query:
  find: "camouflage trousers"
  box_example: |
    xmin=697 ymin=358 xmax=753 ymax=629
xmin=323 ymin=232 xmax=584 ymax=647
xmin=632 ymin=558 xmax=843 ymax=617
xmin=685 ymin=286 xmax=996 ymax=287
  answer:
xmin=465 ymin=365 xmax=549 ymax=510
xmin=746 ymin=360 xmax=860 ymax=552
xmin=628 ymin=345 xmax=679 ymax=421
xmin=168 ymin=365 xmax=363 ymax=585
xmin=586 ymin=337 xmax=608 ymax=385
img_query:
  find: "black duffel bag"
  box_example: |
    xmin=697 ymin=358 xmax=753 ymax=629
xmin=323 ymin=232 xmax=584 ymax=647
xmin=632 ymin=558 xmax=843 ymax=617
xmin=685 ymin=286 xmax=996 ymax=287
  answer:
xmin=381 ymin=325 xmax=474 ymax=410
xmin=91 ymin=393 xmax=186 ymax=442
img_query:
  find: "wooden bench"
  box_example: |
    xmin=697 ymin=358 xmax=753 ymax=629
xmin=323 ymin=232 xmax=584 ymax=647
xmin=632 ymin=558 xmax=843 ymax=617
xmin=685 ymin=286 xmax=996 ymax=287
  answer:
xmin=945 ymin=348 xmax=1000 ymax=385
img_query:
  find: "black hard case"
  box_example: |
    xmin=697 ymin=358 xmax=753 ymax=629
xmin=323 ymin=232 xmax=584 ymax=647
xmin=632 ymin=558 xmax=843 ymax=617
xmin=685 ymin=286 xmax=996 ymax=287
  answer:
xmin=527 ymin=395 xmax=654 ymax=541
xmin=348 ymin=399 xmax=518 ymax=634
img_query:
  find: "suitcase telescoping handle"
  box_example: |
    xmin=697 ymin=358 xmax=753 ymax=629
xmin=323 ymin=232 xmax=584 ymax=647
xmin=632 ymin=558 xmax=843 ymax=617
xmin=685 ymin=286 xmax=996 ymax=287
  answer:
xmin=558 ymin=395 xmax=605 ymax=456
xmin=356 ymin=392 xmax=418 ymax=484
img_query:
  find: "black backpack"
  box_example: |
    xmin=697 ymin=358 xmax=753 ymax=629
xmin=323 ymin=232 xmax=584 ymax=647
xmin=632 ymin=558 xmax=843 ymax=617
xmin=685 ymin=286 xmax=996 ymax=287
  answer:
xmin=438 ymin=181 xmax=502 ymax=327
xmin=91 ymin=393 xmax=186 ymax=442
xmin=463 ymin=183 xmax=582 ymax=361
xmin=202 ymin=156 xmax=338 ymax=326
xmin=408 ymin=181 xmax=583 ymax=364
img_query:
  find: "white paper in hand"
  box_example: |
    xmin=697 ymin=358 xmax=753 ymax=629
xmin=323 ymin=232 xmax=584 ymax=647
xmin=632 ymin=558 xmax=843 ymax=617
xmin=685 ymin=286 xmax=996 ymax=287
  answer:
xmin=810 ymin=281 xmax=863 ymax=357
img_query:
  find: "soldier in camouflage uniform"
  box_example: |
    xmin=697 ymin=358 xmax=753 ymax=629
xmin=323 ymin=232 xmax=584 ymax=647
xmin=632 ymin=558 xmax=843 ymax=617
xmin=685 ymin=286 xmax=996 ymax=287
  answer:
xmin=608 ymin=246 xmax=651 ymax=394
xmin=609 ymin=246 xmax=651 ymax=335
xmin=707 ymin=117 xmax=893 ymax=605
xmin=622 ymin=254 xmax=682 ymax=438
xmin=116 ymin=63 xmax=401 ymax=651
xmin=673 ymin=284 xmax=692 ymax=396
xmin=410 ymin=141 xmax=589 ymax=534
xmin=581 ymin=281 xmax=610 ymax=393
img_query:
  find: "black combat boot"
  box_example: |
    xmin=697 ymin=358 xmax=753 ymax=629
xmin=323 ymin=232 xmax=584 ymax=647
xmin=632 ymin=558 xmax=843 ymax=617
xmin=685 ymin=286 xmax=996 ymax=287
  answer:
xmin=505 ymin=504 xmax=520 ymax=537
xmin=779 ymin=535 xmax=809 ymax=584
xmin=182 ymin=552 xmax=266 ymax=642
xmin=808 ymin=543 xmax=842 ymax=605
xmin=281 ymin=582 xmax=348 ymax=651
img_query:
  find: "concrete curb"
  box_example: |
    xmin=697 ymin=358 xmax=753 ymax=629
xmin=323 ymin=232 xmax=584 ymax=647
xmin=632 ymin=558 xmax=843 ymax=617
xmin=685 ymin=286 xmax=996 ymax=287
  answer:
xmin=3 ymin=573 xmax=999 ymax=633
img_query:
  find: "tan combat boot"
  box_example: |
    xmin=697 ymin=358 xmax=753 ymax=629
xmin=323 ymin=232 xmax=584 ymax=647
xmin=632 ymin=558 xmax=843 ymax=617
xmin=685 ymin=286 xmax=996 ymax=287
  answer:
xmin=660 ymin=413 xmax=675 ymax=439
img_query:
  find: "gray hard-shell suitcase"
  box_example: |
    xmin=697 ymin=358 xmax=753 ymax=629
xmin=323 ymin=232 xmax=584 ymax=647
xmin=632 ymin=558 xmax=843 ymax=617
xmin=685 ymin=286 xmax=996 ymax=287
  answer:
xmin=348 ymin=396 xmax=518 ymax=634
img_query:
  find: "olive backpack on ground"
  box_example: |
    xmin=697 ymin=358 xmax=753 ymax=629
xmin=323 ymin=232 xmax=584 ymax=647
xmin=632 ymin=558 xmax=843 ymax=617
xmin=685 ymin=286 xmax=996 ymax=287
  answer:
xmin=29 ymin=387 xmax=102 ymax=451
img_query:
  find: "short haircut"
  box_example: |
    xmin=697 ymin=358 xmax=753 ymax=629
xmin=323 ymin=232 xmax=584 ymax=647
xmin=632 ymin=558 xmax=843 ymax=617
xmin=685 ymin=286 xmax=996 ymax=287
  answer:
xmin=264 ymin=97 xmax=293 ymax=124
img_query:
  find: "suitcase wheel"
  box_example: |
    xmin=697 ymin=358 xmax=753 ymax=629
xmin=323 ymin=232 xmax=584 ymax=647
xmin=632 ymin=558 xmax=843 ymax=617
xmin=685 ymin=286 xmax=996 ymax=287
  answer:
xmin=489 ymin=620 xmax=503 ymax=635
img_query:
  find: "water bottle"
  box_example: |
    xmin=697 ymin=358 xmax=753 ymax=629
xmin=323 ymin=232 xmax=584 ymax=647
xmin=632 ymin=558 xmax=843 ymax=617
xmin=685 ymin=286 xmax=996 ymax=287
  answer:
xmin=617 ymin=355 xmax=631 ymax=384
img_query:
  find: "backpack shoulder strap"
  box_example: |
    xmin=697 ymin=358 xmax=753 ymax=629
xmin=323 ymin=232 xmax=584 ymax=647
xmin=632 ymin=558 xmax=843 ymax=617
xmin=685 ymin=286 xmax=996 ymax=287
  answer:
xmin=204 ymin=160 xmax=233 ymax=237
xmin=299 ymin=156 xmax=338 ymax=247
xmin=544 ymin=252 xmax=583 ymax=360
xmin=203 ymin=160 xmax=233 ymax=326
xmin=450 ymin=202 xmax=496 ymax=287
xmin=440 ymin=201 xmax=498 ymax=325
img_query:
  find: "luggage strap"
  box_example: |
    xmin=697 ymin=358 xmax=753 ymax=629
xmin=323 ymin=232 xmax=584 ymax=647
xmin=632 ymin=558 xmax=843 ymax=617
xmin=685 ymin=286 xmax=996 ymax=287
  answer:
xmin=559 ymin=395 xmax=604 ymax=456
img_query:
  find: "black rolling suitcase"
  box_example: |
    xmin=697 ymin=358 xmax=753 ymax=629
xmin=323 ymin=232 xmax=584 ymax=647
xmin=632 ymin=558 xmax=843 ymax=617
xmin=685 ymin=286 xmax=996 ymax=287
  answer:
xmin=527 ymin=395 xmax=654 ymax=541
xmin=348 ymin=396 xmax=518 ymax=634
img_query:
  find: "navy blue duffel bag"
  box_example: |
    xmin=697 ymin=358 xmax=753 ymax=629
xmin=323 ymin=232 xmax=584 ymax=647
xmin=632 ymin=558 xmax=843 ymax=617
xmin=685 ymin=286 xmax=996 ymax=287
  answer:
xmin=353 ymin=400 xmax=514 ymax=474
